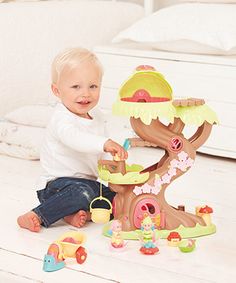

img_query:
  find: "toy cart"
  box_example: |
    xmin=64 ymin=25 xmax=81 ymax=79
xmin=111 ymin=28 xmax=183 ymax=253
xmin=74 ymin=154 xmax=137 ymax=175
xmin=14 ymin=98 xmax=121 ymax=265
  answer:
xmin=43 ymin=231 xmax=87 ymax=272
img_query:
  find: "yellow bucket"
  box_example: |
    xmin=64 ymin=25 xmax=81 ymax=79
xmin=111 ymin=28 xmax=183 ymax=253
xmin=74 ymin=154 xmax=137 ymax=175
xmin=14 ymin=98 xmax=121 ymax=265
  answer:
xmin=90 ymin=196 xmax=112 ymax=224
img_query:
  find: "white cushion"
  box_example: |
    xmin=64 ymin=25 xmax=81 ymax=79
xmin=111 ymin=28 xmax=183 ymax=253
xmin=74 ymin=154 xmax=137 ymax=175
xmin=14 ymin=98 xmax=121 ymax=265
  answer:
xmin=0 ymin=121 xmax=45 ymax=160
xmin=113 ymin=3 xmax=236 ymax=55
xmin=4 ymin=104 xmax=55 ymax=128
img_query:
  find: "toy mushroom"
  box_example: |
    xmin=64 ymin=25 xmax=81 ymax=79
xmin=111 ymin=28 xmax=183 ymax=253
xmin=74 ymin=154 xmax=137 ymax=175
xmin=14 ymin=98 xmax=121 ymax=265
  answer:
xmin=198 ymin=205 xmax=213 ymax=226
xmin=167 ymin=232 xmax=182 ymax=247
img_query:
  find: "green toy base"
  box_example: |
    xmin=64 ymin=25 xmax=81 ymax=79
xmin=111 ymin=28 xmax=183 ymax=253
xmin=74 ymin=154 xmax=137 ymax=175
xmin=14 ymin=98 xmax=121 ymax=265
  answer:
xmin=103 ymin=221 xmax=216 ymax=240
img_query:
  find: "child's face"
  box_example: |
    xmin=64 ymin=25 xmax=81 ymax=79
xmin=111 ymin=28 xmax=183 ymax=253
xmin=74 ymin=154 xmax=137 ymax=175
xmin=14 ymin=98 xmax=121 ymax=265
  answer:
xmin=52 ymin=60 xmax=102 ymax=118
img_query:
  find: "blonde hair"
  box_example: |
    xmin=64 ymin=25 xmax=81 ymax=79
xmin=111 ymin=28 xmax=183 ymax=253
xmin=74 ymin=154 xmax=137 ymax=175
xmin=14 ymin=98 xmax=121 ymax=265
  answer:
xmin=51 ymin=47 xmax=103 ymax=84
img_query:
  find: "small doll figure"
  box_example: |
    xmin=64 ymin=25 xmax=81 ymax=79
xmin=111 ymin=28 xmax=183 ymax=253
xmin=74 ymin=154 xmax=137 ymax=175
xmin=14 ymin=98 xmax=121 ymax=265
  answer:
xmin=110 ymin=220 xmax=126 ymax=251
xmin=139 ymin=215 xmax=159 ymax=255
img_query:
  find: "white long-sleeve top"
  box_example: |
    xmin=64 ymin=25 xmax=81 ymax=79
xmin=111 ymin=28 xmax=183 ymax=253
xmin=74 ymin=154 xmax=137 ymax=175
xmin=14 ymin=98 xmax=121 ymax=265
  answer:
xmin=36 ymin=103 xmax=108 ymax=190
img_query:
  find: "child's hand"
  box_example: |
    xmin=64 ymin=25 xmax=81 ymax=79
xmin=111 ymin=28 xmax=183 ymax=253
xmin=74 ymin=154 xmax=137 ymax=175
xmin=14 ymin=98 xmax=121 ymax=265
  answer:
xmin=104 ymin=139 xmax=128 ymax=160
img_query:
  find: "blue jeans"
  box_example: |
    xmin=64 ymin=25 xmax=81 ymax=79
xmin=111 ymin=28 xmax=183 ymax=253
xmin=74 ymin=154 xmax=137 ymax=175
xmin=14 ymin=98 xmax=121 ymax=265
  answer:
xmin=33 ymin=177 xmax=115 ymax=227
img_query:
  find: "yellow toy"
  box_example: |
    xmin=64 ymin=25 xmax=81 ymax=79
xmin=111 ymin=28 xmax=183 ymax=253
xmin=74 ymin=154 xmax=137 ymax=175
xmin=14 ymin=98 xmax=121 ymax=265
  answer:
xmin=90 ymin=182 xmax=112 ymax=224
xmin=43 ymin=231 xmax=87 ymax=272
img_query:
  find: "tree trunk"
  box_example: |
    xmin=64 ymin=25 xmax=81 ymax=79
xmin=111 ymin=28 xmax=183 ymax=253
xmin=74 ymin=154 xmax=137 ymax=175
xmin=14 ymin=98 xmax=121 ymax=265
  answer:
xmin=109 ymin=117 xmax=212 ymax=231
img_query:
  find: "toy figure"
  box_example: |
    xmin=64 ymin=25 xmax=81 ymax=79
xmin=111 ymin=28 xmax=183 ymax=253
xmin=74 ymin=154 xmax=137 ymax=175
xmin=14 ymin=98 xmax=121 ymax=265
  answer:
xmin=110 ymin=220 xmax=126 ymax=251
xmin=43 ymin=231 xmax=87 ymax=272
xmin=139 ymin=215 xmax=159 ymax=255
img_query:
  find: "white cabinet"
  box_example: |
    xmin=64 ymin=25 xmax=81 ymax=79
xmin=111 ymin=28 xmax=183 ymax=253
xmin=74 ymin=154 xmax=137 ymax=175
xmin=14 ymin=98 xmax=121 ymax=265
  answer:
xmin=94 ymin=45 xmax=236 ymax=159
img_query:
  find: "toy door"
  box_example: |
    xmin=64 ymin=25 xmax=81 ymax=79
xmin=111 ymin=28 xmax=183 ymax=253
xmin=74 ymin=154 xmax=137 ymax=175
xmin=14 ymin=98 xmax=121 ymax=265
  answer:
xmin=133 ymin=198 xmax=161 ymax=229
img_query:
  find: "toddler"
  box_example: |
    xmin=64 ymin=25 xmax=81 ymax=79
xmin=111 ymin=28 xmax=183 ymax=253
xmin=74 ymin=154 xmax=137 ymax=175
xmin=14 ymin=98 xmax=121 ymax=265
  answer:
xmin=17 ymin=47 xmax=127 ymax=232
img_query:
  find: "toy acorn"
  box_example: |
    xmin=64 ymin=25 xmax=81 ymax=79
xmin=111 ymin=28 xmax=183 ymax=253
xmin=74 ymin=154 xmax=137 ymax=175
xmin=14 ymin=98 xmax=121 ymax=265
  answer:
xmin=178 ymin=239 xmax=196 ymax=253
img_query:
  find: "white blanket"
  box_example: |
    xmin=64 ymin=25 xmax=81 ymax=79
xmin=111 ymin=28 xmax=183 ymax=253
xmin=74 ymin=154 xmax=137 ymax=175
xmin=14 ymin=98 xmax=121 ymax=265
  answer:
xmin=0 ymin=121 xmax=45 ymax=160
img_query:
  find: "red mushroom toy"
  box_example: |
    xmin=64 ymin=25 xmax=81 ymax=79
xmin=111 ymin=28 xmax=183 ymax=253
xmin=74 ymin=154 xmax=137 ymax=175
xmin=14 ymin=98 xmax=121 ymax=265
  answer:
xmin=198 ymin=205 xmax=213 ymax=226
xmin=167 ymin=232 xmax=182 ymax=247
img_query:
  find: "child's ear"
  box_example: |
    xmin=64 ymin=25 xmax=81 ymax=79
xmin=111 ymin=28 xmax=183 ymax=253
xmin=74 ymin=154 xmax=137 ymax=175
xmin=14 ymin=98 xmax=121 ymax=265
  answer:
xmin=51 ymin=83 xmax=60 ymax=97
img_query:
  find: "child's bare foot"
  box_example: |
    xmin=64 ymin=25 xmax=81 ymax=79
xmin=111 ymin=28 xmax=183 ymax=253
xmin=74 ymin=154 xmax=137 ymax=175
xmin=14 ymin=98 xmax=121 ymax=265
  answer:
xmin=17 ymin=211 xmax=41 ymax=232
xmin=64 ymin=210 xmax=90 ymax=228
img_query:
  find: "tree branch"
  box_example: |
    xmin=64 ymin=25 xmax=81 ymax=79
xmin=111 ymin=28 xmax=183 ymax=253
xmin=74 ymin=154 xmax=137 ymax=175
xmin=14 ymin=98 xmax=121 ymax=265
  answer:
xmin=189 ymin=122 xmax=213 ymax=150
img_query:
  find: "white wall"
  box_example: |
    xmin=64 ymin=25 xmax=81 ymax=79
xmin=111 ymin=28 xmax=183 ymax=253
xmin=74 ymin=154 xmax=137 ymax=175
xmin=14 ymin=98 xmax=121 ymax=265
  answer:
xmin=1 ymin=1 xmax=180 ymax=10
xmin=127 ymin=0 xmax=187 ymax=10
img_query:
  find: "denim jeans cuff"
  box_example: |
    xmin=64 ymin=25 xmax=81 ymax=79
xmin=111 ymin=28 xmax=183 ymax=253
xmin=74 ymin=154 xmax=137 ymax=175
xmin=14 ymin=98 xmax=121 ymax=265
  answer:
xmin=32 ymin=208 xmax=50 ymax=228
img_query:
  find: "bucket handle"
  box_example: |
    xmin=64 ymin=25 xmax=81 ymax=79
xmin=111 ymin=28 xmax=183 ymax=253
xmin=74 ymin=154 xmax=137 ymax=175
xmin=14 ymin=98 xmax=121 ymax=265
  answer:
xmin=89 ymin=196 xmax=112 ymax=213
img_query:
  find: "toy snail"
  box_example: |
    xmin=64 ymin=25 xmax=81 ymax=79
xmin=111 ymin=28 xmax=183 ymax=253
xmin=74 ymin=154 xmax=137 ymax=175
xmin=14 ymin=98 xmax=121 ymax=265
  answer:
xmin=43 ymin=231 xmax=87 ymax=272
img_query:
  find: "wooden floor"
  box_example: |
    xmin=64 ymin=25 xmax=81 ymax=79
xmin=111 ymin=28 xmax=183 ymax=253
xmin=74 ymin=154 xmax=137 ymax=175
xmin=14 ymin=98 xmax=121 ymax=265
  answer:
xmin=0 ymin=152 xmax=235 ymax=283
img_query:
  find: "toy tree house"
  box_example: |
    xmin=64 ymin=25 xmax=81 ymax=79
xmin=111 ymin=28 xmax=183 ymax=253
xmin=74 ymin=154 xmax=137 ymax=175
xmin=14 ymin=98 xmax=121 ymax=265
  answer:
xmin=100 ymin=66 xmax=218 ymax=239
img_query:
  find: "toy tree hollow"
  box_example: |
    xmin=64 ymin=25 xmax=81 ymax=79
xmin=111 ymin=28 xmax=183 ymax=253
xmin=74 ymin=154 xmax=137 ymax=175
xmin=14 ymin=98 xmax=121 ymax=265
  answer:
xmin=99 ymin=65 xmax=218 ymax=238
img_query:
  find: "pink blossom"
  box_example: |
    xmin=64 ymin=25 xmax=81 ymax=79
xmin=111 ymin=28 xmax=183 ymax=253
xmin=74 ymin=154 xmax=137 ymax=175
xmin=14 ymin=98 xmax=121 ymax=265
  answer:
xmin=154 ymin=178 xmax=162 ymax=188
xmin=161 ymin=173 xmax=172 ymax=184
xmin=142 ymin=184 xmax=152 ymax=193
xmin=170 ymin=159 xmax=179 ymax=168
xmin=168 ymin=167 xmax=177 ymax=177
xmin=178 ymin=151 xmax=188 ymax=161
xmin=177 ymin=162 xmax=188 ymax=171
xmin=185 ymin=158 xmax=194 ymax=168
xmin=151 ymin=186 xmax=160 ymax=195
xmin=133 ymin=186 xmax=142 ymax=195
